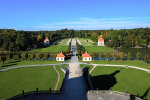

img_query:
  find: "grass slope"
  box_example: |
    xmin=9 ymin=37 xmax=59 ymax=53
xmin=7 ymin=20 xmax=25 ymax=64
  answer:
xmin=0 ymin=66 xmax=57 ymax=99
xmin=90 ymin=66 xmax=150 ymax=100
xmin=30 ymin=46 xmax=68 ymax=53
xmin=84 ymin=46 xmax=114 ymax=53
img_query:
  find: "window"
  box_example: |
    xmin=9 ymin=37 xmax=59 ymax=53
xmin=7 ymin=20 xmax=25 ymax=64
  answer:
xmin=89 ymin=58 xmax=90 ymax=60
xmin=85 ymin=58 xmax=87 ymax=60
xmin=58 ymin=58 xmax=59 ymax=60
xmin=61 ymin=58 xmax=63 ymax=60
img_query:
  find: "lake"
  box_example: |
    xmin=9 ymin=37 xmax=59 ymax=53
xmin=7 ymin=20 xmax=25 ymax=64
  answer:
xmin=118 ymin=48 xmax=150 ymax=60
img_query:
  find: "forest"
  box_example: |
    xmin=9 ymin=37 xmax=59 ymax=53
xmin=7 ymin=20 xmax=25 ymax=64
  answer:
xmin=0 ymin=27 xmax=150 ymax=52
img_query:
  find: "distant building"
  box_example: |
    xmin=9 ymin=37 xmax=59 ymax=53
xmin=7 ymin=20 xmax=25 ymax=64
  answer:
xmin=97 ymin=37 xmax=104 ymax=46
xmin=82 ymin=52 xmax=92 ymax=61
xmin=56 ymin=52 xmax=65 ymax=61
xmin=43 ymin=38 xmax=50 ymax=45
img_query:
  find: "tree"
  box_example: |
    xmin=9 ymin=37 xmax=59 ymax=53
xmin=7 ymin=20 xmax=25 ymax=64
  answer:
xmin=17 ymin=53 xmax=21 ymax=61
xmin=127 ymin=52 xmax=132 ymax=61
xmin=143 ymin=54 xmax=149 ymax=64
xmin=45 ymin=53 xmax=49 ymax=61
xmin=38 ymin=53 xmax=43 ymax=60
xmin=16 ymin=46 xmax=20 ymax=52
xmin=7 ymin=53 xmax=13 ymax=61
xmin=119 ymin=52 xmax=125 ymax=61
xmin=9 ymin=42 xmax=16 ymax=52
xmin=25 ymin=53 xmax=28 ymax=61
xmin=112 ymin=53 xmax=117 ymax=61
xmin=136 ymin=52 xmax=141 ymax=61
xmin=106 ymin=53 xmax=111 ymax=61
xmin=1 ymin=55 xmax=6 ymax=64
xmin=31 ymin=53 xmax=35 ymax=61
xmin=92 ymin=53 xmax=97 ymax=60
xmin=99 ymin=53 xmax=103 ymax=60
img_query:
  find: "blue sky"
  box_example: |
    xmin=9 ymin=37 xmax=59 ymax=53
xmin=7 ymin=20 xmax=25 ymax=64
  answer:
xmin=0 ymin=0 xmax=150 ymax=31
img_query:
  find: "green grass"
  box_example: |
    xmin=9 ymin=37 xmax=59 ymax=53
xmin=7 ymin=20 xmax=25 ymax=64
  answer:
xmin=30 ymin=46 xmax=68 ymax=53
xmin=55 ymin=65 xmax=65 ymax=90
xmin=81 ymin=60 xmax=150 ymax=70
xmin=57 ymin=38 xmax=70 ymax=45
xmin=80 ymin=64 xmax=94 ymax=71
xmin=0 ymin=59 xmax=68 ymax=70
xmin=0 ymin=66 xmax=57 ymax=99
xmin=78 ymin=38 xmax=94 ymax=45
xmin=90 ymin=66 xmax=150 ymax=100
xmin=84 ymin=46 xmax=114 ymax=53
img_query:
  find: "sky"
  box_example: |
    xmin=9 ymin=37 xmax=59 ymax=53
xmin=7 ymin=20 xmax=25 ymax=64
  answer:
xmin=0 ymin=0 xmax=150 ymax=31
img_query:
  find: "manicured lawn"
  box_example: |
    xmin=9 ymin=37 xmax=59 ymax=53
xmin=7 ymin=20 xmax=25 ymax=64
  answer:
xmin=80 ymin=64 xmax=93 ymax=71
xmin=78 ymin=38 xmax=94 ymax=45
xmin=90 ymin=66 xmax=150 ymax=100
xmin=84 ymin=46 xmax=114 ymax=53
xmin=30 ymin=46 xmax=68 ymax=53
xmin=55 ymin=65 xmax=66 ymax=90
xmin=0 ymin=59 xmax=68 ymax=70
xmin=57 ymin=38 xmax=70 ymax=45
xmin=82 ymin=60 xmax=150 ymax=70
xmin=0 ymin=59 xmax=69 ymax=69
xmin=0 ymin=66 xmax=57 ymax=99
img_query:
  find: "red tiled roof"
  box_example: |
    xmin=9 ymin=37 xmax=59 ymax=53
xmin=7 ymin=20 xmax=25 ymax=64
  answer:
xmin=44 ymin=38 xmax=49 ymax=42
xmin=57 ymin=53 xmax=65 ymax=57
xmin=82 ymin=52 xmax=91 ymax=57
xmin=98 ymin=38 xmax=104 ymax=42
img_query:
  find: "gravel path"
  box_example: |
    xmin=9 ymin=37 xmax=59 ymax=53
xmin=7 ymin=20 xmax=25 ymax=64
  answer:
xmin=67 ymin=38 xmax=71 ymax=45
xmin=77 ymin=38 xmax=81 ymax=45
xmin=53 ymin=65 xmax=60 ymax=92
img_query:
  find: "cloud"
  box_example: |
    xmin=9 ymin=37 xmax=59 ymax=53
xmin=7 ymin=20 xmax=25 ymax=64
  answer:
xmin=33 ymin=17 xmax=150 ymax=31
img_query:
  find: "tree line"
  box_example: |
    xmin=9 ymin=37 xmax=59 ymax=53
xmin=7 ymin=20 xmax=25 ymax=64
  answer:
xmin=0 ymin=28 xmax=150 ymax=53
xmin=90 ymin=52 xmax=149 ymax=64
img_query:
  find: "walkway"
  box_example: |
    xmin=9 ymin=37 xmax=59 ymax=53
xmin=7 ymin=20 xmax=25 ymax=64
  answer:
xmin=1 ymin=38 xmax=145 ymax=100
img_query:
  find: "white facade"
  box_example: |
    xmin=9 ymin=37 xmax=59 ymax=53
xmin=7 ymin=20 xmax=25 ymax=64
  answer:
xmin=56 ymin=57 xmax=65 ymax=61
xmin=98 ymin=41 xmax=104 ymax=46
xmin=82 ymin=57 xmax=92 ymax=61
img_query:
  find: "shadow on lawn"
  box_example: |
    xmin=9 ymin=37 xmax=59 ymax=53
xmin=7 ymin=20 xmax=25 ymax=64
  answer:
xmin=8 ymin=60 xmax=21 ymax=64
xmin=90 ymin=69 xmax=122 ymax=90
xmin=1 ymin=63 xmax=17 ymax=67
xmin=136 ymin=86 xmax=150 ymax=100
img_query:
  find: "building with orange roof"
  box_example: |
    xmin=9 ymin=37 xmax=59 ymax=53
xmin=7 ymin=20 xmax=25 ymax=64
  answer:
xmin=43 ymin=38 xmax=50 ymax=45
xmin=82 ymin=52 xmax=92 ymax=61
xmin=98 ymin=37 xmax=104 ymax=46
xmin=56 ymin=52 xmax=65 ymax=61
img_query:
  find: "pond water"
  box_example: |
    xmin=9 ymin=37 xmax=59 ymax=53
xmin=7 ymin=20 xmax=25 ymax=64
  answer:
xmin=118 ymin=48 xmax=150 ymax=60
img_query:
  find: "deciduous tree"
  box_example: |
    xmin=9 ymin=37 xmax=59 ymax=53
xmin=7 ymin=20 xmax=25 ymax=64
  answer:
xmin=112 ymin=53 xmax=117 ymax=61
xmin=106 ymin=53 xmax=111 ymax=61
xmin=127 ymin=52 xmax=132 ymax=61
xmin=1 ymin=55 xmax=6 ymax=64
xmin=38 ymin=53 xmax=43 ymax=60
xmin=136 ymin=52 xmax=141 ymax=61
xmin=143 ymin=54 xmax=149 ymax=64
xmin=25 ymin=53 xmax=28 ymax=61
xmin=45 ymin=53 xmax=49 ymax=61
xmin=119 ymin=52 xmax=125 ymax=61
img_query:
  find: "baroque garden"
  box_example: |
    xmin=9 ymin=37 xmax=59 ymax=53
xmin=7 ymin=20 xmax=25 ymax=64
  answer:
xmin=0 ymin=29 xmax=150 ymax=100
